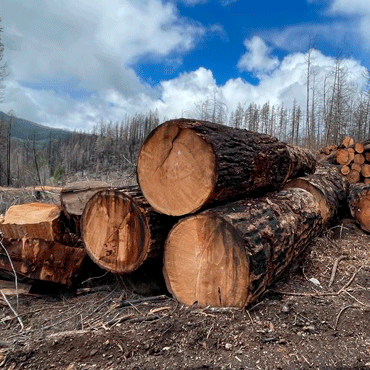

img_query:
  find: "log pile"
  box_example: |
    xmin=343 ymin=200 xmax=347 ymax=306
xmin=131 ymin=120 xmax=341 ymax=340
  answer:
xmin=320 ymin=136 xmax=370 ymax=184
xmin=0 ymin=119 xmax=365 ymax=308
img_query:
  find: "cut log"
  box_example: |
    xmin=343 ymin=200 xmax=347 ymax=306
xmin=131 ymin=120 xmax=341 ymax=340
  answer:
xmin=81 ymin=186 xmax=175 ymax=274
xmin=355 ymin=142 xmax=365 ymax=154
xmin=348 ymin=183 xmax=370 ymax=232
xmin=346 ymin=169 xmax=361 ymax=184
xmin=137 ymin=119 xmax=316 ymax=216
xmin=361 ymin=164 xmax=370 ymax=178
xmin=0 ymin=203 xmax=62 ymax=242
xmin=351 ymin=163 xmax=362 ymax=173
xmin=163 ymin=188 xmax=323 ymax=308
xmin=284 ymin=165 xmax=348 ymax=224
xmin=341 ymin=165 xmax=350 ymax=175
xmin=336 ymin=149 xmax=355 ymax=165
xmin=342 ymin=136 xmax=355 ymax=148
xmin=364 ymin=178 xmax=370 ymax=185
xmin=0 ymin=238 xmax=87 ymax=286
xmin=61 ymin=181 xmax=111 ymax=234
xmin=365 ymin=153 xmax=370 ymax=162
xmin=354 ymin=153 xmax=365 ymax=165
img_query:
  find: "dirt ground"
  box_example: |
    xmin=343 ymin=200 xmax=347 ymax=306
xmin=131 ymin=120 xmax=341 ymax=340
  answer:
xmin=0 ymin=216 xmax=370 ymax=370
xmin=1 ymin=184 xmax=370 ymax=370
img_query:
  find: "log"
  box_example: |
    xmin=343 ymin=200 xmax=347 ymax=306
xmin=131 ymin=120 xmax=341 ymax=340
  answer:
xmin=284 ymin=165 xmax=348 ymax=224
xmin=61 ymin=181 xmax=111 ymax=234
xmin=354 ymin=153 xmax=365 ymax=165
xmin=0 ymin=203 xmax=62 ymax=242
xmin=81 ymin=186 xmax=175 ymax=274
xmin=0 ymin=238 xmax=87 ymax=286
xmin=342 ymin=136 xmax=355 ymax=148
xmin=351 ymin=163 xmax=362 ymax=173
xmin=364 ymin=178 xmax=370 ymax=185
xmin=137 ymin=119 xmax=316 ymax=216
xmin=163 ymin=188 xmax=323 ymax=308
xmin=361 ymin=164 xmax=370 ymax=178
xmin=336 ymin=149 xmax=355 ymax=165
xmin=341 ymin=165 xmax=350 ymax=175
xmin=355 ymin=142 xmax=365 ymax=154
xmin=365 ymin=153 xmax=370 ymax=162
xmin=346 ymin=169 xmax=361 ymax=184
xmin=348 ymin=183 xmax=370 ymax=232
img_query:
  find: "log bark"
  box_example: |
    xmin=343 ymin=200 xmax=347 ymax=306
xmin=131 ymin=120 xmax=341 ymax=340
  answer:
xmin=163 ymin=188 xmax=323 ymax=308
xmin=284 ymin=165 xmax=348 ymax=224
xmin=0 ymin=238 xmax=87 ymax=286
xmin=348 ymin=183 xmax=370 ymax=232
xmin=60 ymin=181 xmax=111 ymax=234
xmin=0 ymin=203 xmax=62 ymax=242
xmin=137 ymin=119 xmax=316 ymax=216
xmin=81 ymin=186 xmax=175 ymax=274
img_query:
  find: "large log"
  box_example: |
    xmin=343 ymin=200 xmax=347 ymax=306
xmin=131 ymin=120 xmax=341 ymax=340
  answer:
xmin=284 ymin=165 xmax=348 ymax=224
xmin=348 ymin=183 xmax=370 ymax=232
xmin=137 ymin=119 xmax=316 ymax=216
xmin=163 ymin=188 xmax=323 ymax=308
xmin=0 ymin=238 xmax=87 ymax=286
xmin=0 ymin=203 xmax=62 ymax=242
xmin=60 ymin=181 xmax=111 ymax=234
xmin=81 ymin=186 xmax=175 ymax=274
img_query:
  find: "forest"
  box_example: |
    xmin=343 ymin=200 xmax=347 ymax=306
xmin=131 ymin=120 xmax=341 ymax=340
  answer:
xmin=0 ymin=55 xmax=369 ymax=187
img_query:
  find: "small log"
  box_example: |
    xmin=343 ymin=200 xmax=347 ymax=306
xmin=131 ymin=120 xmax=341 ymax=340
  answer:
xmin=0 ymin=238 xmax=87 ymax=286
xmin=336 ymin=149 xmax=355 ymax=165
xmin=355 ymin=142 xmax=365 ymax=154
xmin=351 ymin=163 xmax=362 ymax=173
xmin=342 ymin=136 xmax=355 ymax=148
xmin=341 ymin=165 xmax=350 ymax=175
xmin=61 ymin=181 xmax=111 ymax=234
xmin=284 ymin=165 xmax=347 ymax=224
xmin=364 ymin=178 xmax=370 ymax=185
xmin=0 ymin=203 xmax=62 ymax=242
xmin=81 ymin=187 xmax=175 ymax=274
xmin=348 ymin=183 xmax=370 ymax=232
xmin=346 ymin=169 xmax=361 ymax=184
xmin=361 ymin=164 xmax=370 ymax=178
xmin=365 ymin=153 xmax=370 ymax=162
xmin=163 ymin=188 xmax=323 ymax=308
xmin=137 ymin=119 xmax=316 ymax=216
xmin=353 ymin=154 xmax=365 ymax=165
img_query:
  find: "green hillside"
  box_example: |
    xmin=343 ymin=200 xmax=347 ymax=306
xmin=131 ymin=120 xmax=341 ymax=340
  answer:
xmin=0 ymin=111 xmax=73 ymax=142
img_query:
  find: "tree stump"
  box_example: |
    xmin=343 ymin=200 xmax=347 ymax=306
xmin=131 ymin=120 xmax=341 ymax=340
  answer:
xmin=81 ymin=187 xmax=175 ymax=274
xmin=137 ymin=119 xmax=316 ymax=216
xmin=163 ymin=188 xmax=323 ymax=308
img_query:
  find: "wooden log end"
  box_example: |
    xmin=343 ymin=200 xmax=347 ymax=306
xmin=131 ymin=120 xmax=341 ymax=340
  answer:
xmin=137 ymin=122 xmax=216 ymax=216
xmin=163 ymin=214 xmax=250 ymax=308
xmin=81 ymin=189 xmax=151 ymax=274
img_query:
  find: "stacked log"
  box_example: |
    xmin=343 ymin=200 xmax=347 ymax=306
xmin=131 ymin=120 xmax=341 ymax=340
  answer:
xmin=137 ymin=119 xmax=316 ymax=216
xmin=320 ymin=136 xmax=370 ymax=184
xmin=348 ymin=183 xmax=370 ymax=233
xmin=0 ymin=203 xmax=87 ymax=286
xmin=80 ymin=186 xmax=175 ymax=274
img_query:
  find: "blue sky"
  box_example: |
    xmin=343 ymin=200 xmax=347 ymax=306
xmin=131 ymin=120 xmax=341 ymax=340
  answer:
xmin=0 ymin=0 xmax=369 ymax=131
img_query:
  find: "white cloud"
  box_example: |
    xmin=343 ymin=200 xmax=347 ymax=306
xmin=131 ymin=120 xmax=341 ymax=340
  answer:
xmin=330 ymin=0 xmax=370 ymax=15
xmin=238 ymin=36 xmax=279 ymax=75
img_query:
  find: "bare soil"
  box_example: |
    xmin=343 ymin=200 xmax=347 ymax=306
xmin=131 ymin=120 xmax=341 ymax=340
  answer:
xmin=1 ymin=190 xmax=370 ymax=369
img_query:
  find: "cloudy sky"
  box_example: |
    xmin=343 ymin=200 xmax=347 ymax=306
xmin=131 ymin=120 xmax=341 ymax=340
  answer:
xmin=0 ymin=0 xmax=369 ymax=131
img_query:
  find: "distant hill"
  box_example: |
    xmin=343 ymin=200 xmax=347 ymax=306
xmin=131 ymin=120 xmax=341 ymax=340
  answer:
xmin=0 ymin=111 xmax=73 ymax=142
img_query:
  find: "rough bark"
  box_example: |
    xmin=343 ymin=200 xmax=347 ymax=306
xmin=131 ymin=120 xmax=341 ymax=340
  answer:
xmin=284 ymin=165 xmax=348 ymax=224
xmin=0 ymin=238 xmax=87 ymax=286
xmin=348 ymin=183 xmax=370 ymax=233
xmin=81 ymin=186 xmax=175 ymax=274
xmin=137 ymin=119 xmax=316 ymax=216
xmin=60 ymin=181 xmax=111 ymax=234
xmin=0 ymin=203 xmax=62 ymax=242
xmin=163 ymin=188 xmax=323 ymax=308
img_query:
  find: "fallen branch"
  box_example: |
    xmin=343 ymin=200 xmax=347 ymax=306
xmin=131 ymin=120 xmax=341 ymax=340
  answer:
xmin=119 ymin=295 xmax=168 ymax=308
xmin=0 ymin=290 xmax=23 ymax=330
xmin=334 ymin=304 xmax=361 ymax=330
xmin=328 ymin=255 xmax=348 ymax=288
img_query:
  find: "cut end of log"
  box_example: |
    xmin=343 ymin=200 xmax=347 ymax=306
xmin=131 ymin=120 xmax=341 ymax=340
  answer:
xmin=81 ymin=190 xmax=150 ymax=274
xmin=163 ymin=214 xmax=250 ymax=308
xmin=4 ymin=203 xmax=60 ymax=224
xmin=137 ymin=122 xmax=216 ymax=216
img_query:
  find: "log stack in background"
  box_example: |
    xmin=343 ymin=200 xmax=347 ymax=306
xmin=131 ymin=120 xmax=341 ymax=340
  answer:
xmin=320 ymin=136 xmax=370 ymax=184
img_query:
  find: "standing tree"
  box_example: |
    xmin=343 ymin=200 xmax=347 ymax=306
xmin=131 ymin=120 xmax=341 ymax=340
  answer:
xmin=0 ymin=16 xmax=6 ymax=102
